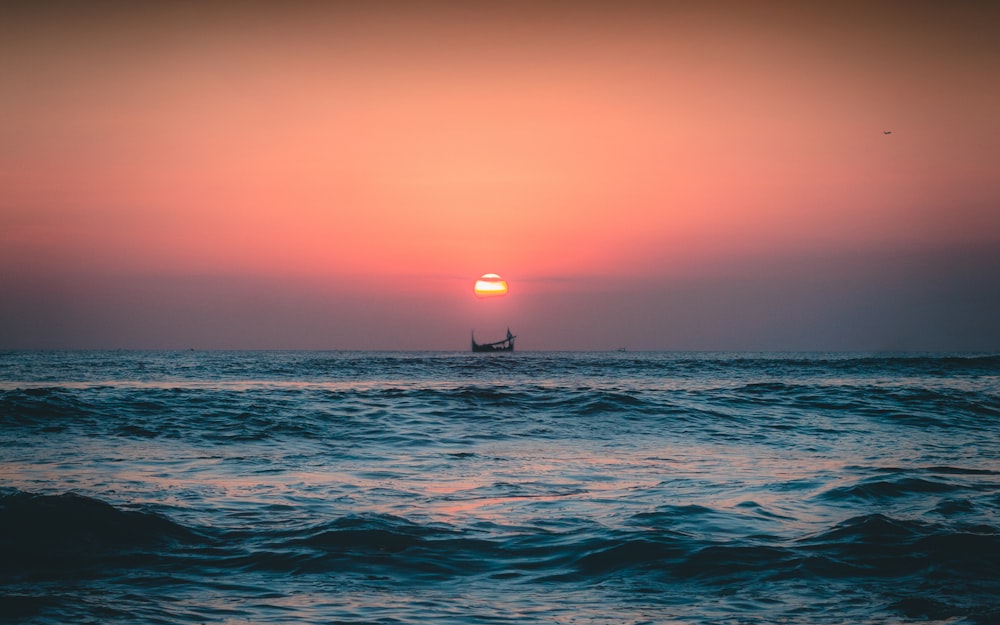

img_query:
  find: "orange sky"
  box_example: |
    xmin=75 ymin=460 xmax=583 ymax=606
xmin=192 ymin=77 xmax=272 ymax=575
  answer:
xmin=2 ymin=2 xmax=998 ymax=350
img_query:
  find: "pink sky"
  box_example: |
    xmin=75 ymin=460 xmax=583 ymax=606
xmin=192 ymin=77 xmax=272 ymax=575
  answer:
xmin=2 ymin=2 xmax=998 ymax=350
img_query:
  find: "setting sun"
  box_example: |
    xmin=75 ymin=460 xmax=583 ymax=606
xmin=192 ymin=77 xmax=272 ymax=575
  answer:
xmin=474 ymin=273 xmax=508 ymax=298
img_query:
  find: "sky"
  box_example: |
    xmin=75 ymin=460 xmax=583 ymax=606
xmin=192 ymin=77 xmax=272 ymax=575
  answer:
xmin=2 ymin=1 xmax=998 ymax=351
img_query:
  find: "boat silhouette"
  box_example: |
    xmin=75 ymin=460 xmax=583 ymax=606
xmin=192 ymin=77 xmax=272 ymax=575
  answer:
xmin=471 ymin=328 xmax=515 ymax=352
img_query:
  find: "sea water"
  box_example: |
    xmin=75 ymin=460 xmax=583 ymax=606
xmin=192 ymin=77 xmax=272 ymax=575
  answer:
xmin=1 ymin=351 xmax=998 ymax=624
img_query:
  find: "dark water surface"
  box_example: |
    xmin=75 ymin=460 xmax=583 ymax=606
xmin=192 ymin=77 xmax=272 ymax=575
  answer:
xmin=1 ymin=351 xmax=998 ymax=624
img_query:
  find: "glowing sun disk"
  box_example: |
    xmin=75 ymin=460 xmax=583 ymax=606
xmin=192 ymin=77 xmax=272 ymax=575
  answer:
xmin=474 ymin=273 xmax=508 ymax=298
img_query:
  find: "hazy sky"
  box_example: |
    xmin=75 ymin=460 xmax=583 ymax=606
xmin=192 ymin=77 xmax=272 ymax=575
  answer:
xmin=2 ymin=1 xmax=998 ymax=350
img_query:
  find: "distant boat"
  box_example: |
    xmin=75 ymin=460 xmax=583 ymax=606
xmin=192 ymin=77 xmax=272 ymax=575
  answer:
xmin=472 ymin=328 xmax=515 ymax=352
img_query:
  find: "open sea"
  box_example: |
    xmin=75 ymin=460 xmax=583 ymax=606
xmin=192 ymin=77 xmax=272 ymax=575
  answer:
xmin=1 ymin=350 xmax=998 ymax=625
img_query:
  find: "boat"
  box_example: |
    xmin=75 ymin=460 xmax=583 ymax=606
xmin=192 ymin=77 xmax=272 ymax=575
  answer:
xmin=472 ymin=328 xmax=515 ymax=352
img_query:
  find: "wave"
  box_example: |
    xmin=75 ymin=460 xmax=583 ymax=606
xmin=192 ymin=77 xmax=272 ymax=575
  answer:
xmin=5 ymin=490 xmax=997 ymax=581
xmin=3 ymin=378 xmax=995 ymax=452
xmin=819 ymin=477 xmax=967 ymax=502
xmin=0 ymin=490 xmax=202 ymax=581
xmin=0 ymin=384 xmax=674 ymax=442
xmin=0 ymin=387 xmax=96 ymax=430
xmin=4 ymin=350 xmax=999 ymax=386
xmin=3 ymin=490 xmax=997 ymax=623
xmin=796 ymin=513 xmax=1000 ymax=581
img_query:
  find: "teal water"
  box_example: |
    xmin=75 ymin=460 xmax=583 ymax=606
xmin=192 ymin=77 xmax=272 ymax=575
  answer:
xmin=2 ymin=351 xmax=999 ymax=624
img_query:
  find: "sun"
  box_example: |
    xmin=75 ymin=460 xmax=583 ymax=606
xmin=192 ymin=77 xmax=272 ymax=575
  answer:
xmin=474 ymin=273 xmax=509 ymax=298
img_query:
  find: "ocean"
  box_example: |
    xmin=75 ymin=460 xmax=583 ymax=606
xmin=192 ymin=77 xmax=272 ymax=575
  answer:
xmin=1 ymin=351 xmax=998 ymax=624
